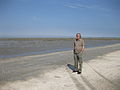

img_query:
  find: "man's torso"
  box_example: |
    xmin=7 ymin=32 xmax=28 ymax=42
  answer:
xmin=74 ymin=39 xmax=84 ymax=54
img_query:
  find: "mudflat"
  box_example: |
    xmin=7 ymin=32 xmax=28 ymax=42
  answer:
xmin=0 ymin=38 xmax=120 ymax=58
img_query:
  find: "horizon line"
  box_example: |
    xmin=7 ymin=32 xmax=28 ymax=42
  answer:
xmin=0 ymin=36 xmax=120 ymax=38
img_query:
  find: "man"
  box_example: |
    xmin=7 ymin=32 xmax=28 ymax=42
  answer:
xmin=73 ymin=33 xmax=85 ymax=74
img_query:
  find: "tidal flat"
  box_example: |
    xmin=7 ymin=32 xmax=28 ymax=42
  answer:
xmin=0 ymin=38 xmax=120 ymax=58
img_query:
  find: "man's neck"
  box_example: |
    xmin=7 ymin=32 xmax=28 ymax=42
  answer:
xmin=76 ymin=38 xmax=81 ymax=41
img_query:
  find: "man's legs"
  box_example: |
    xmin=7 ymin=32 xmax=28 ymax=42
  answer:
xmin=74 ymin=53 xmax=78 ymax=71
xmin=78 ymin=53 xmax=83 ymax=73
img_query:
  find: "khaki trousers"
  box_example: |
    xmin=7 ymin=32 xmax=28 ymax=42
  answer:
xmin=74 ymin=53 xmax=83 ymax=72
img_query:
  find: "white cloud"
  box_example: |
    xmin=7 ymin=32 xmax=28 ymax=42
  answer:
xmin=64 ymin=5 xmax=78 ymax=8
xmin=64 ymin=3 xmax=110 ymax=12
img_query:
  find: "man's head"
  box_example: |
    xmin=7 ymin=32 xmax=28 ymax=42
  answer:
xmin=76 ymin=33 xmax=81 ymax=40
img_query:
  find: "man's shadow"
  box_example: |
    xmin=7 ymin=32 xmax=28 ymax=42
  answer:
xmin=67 ymin=64 xmax=78 ymax=71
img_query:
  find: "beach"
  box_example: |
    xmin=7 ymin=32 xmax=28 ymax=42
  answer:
xmin=0 ymin=43 xmax=120 ymax=90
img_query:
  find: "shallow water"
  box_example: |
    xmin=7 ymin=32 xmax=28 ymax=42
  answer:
xmin=0 ymin=39 xmax=120 ymax=58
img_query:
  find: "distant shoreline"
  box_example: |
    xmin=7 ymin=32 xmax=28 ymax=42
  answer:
xmin=0 ymin=37 xmax=120 ymax=40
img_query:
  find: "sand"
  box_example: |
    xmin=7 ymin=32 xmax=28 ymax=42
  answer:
xmin=0 ymin=44 xmax=120 ymax=90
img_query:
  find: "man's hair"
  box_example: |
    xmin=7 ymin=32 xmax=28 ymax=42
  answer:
xmin=76 ymin=33 xmax=81 ymax=38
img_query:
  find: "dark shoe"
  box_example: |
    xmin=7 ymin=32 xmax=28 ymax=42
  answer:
xmin=73 ymin=70 xmax=77 ymax=73
xmin=77 ymin=71 xmax=81 ymax=74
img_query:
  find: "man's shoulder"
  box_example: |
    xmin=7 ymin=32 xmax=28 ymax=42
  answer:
xmin=80 ymin=39 xmax=84 ymax=42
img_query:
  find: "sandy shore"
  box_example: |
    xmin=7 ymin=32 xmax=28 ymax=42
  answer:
xmin=0 ymin=44 xmax=120 ymax=90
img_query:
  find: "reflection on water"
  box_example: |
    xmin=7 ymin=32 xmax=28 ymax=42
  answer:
xmin=0 ymin=39 xmax=120 ymax=58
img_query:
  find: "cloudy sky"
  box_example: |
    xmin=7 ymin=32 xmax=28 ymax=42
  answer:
xmin=0 ymin=0 xmax=120 ymax=37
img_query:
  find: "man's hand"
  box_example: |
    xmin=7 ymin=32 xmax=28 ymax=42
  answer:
xmin=81 ymin=47 xmax=85 ymax=53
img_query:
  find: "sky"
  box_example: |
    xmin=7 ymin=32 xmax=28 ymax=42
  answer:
xmin=0 ymin=0 xmax=120 ymax=38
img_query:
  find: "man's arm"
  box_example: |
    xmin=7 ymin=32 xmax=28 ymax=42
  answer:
xmin=82 ymin=40 xmax=85 ymax=53
xmin=73 ymin=42 xmax=75 ymax=53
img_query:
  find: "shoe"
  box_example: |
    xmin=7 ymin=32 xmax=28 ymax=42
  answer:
xmin=73 ymin=70 xmax=77 ymax=73
xmin=77 ymin=71 xmax=81 ymax=74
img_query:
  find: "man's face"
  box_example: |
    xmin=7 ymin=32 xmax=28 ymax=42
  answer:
xmin=76 ymin=34 xmax=81 ymax=40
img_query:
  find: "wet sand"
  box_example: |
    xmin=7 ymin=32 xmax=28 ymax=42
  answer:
xmin=0 ymin=44 xmax=120 ymax=90
xmin=0 ymin=38 xmax=120 ymax=58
